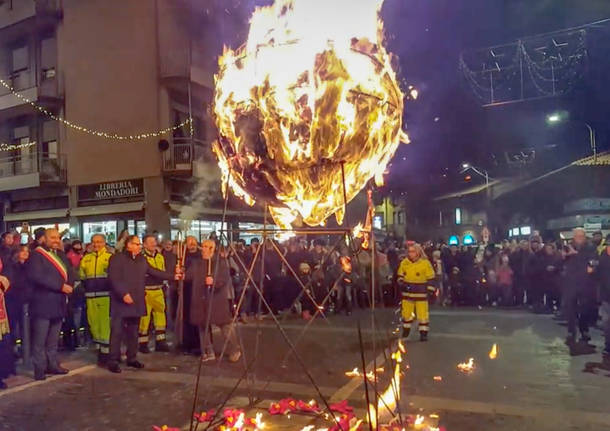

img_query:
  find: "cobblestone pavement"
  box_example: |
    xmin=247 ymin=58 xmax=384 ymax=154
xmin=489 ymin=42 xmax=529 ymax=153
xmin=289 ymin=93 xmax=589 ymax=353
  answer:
xmin=1 ymin=307 xmax=609 ymax=431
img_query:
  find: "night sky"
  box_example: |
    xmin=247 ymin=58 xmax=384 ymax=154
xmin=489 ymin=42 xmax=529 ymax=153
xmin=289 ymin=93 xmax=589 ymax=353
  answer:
xmin=212 ymin=0 xmax=610 ymax=194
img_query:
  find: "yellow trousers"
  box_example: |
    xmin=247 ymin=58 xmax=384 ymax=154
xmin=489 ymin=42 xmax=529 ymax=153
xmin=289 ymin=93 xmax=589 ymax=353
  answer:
xmin=401 ymin=299 xmax=429 ymax=333
xmin=86 ymin=296 xmax=111 ymax=354
xmin=138 ymin=288 xmax=167 ymax=343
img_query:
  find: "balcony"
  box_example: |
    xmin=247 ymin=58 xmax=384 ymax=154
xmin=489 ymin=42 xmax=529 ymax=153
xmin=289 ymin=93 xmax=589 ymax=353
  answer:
xmin=162 ymin=138 xmax=195 ymax=175
xmin=0 ymin=151 xmax=66 ymax=191
xmin=0 ymin=0 xmax=61 ymax=33
xmin=0 ymin=69 xmax=62 ymax=116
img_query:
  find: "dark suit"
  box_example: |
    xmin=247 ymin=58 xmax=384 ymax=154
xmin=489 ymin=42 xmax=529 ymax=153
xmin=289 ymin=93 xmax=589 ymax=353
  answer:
xmin=27 ymin=247 xmax=74 ymax=374
xmin=107 ymin=251 xmax=173 ymax=365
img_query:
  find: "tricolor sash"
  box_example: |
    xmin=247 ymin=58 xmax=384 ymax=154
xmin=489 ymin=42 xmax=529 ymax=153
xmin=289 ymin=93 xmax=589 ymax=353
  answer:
xmin=35 ymin=246 xmax=68 ymax=282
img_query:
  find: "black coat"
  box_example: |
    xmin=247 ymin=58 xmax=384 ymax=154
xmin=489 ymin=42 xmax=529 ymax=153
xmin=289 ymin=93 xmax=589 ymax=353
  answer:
xmin=107 ymin=251 xmax=173 ymax=318
xmin=563 ymin=242 xmax=597 ymax=297
xmin=598 ymin=252 xmax=610 ymax=303
xmin=4 ymin=261 xmax=30 ymax=312
xmin=27 ymin=248 xmax=75 ymax=319
xmin=186 ymin=256 xmax=232 ymax=327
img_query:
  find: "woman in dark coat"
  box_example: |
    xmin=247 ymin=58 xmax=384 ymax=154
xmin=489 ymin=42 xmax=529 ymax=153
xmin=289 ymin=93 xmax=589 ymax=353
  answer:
xmin=186 ymin=239 xmax=240 ymax=363
xmin=4 ymin=245 xmax=30 ymax=358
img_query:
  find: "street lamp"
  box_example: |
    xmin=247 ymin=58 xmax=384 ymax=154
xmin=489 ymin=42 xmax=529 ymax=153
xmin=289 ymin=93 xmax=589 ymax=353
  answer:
xmin=547 ymin=112 xmax=597 ymax=162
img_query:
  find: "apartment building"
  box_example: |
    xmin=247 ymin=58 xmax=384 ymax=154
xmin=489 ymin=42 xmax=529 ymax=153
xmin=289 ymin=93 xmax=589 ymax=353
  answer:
xmin=0 ymin=0 xmax=261 ymax=243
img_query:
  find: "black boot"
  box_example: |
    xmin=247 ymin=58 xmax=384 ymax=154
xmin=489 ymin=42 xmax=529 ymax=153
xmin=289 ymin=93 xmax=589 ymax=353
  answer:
xmin=139 ymin=343 xmax=151 ymax=354
xmin=420 ymin=331 xmax=428 ymax=342
xmin=155 ymin=340 xmax=170 ymax=352
xmin=97 ymin=352 xmax=109 ymax=366
xmin=401 ymin=327 xmax=410 ymax=339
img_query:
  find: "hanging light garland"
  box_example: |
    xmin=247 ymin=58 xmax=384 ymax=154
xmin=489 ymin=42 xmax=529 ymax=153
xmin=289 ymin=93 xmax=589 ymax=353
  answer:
xmin=0 ymin=141 xmax=37 ymax=152
xmin=0 ymin=78 xmax=192 ymax=141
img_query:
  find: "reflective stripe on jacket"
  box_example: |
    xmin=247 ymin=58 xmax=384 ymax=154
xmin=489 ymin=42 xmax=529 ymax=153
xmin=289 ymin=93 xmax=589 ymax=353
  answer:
xmin=79 ymin=249 xmax=112 ymax=293
xmin=397 ymin=257 xmax=436 ymax=299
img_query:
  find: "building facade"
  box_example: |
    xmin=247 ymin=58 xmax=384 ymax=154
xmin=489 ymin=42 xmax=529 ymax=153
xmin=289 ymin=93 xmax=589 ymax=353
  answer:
xmin=0 ymin=0 xmax=263 ymax=243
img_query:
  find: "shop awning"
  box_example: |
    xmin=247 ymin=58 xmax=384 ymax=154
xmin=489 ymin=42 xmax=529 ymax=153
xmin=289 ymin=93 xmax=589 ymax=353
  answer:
xmin=169 ymin=203 xmax=261 ymax=219
xmin=3 ymin=208 xmax=69 ymax=222
xmin=70 ymin=202 xmax=144 ymax=217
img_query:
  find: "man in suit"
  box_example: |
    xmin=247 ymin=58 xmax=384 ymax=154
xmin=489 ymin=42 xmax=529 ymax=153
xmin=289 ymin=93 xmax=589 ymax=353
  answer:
xmin=28 ymin=228 xmax=75 ymax=380
xmin=107 ymin=235 xmax=179 ymax=373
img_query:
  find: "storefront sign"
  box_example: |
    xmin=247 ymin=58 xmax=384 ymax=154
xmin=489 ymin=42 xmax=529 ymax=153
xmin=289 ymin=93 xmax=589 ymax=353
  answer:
xmin=78 ymin=179 xmax=144 ymax=205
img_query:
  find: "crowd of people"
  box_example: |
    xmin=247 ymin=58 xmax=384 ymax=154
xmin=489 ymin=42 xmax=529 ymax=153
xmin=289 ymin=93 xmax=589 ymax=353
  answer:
xmin=0 ymin=225 xmax=609 ymax=388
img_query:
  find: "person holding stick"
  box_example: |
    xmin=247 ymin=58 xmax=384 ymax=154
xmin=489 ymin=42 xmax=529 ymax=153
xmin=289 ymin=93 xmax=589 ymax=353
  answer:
xmin=185 ymin=239 xmax=240 ymax=363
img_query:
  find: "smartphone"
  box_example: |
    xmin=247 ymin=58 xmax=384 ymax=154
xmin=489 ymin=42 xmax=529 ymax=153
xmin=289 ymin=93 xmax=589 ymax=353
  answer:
xmin=20 ymin=233 xmax=29 ymax=245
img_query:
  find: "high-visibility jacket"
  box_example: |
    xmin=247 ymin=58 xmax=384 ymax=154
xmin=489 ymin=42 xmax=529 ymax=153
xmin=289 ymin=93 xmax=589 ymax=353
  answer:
xmin=79 ymin=249 xmax=113 ymax=293
xmin=397 ymin=257 xmax=436 ymax=300
xmin=143 ymin=250 xmax=166 ymax=288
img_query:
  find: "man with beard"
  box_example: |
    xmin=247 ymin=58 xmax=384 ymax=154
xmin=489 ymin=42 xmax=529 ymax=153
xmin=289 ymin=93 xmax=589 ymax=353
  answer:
xmin=178 ymin=236 xmax=201 ymax=354
xmin=28 ymin=228 xmax=74 ymax=380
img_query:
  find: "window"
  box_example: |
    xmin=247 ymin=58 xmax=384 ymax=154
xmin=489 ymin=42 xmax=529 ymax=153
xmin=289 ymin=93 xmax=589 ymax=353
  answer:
xmin=397 ymin=211 xmax=405 ymax=225
xmin=83 ymin=221 xmax=117 ymax=244
xmin=508 ymin=229 xmax=513 ymax=238
xmin=373 ymin=215 xmax=383 ymax=230
xmin=520 ymin=226 xmax=531 ymax=236
xmin=455 ymin=208 xmax=462 ymax=225
xmin=40 ymin=36 xmax=57 ymax=80
xmin=512 ymin=227 xmax=520 ymax=237
xmin=11 ymin=45 xmax=28 ymax=73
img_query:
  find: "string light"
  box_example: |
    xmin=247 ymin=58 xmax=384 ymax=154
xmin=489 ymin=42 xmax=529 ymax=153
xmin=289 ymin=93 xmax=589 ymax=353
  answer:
xmin=0 ymin=78 xmax=192 ymax=141
xmin=0 ymin=141 xmax=37 ymax=152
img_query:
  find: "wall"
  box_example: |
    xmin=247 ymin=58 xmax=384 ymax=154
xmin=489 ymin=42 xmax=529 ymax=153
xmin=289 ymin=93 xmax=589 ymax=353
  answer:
xmin=58 ymin=0 xmax=163 ymax=186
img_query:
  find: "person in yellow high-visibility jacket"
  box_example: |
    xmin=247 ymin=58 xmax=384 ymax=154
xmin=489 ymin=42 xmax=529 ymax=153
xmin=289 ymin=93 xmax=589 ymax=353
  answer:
xmin=139 ymin=234 xmax=170 ymax=353
xmin=397 ymin=242 xmax=436 ymax=341
xmin=79 ymin=234 xmax=113 ymax=364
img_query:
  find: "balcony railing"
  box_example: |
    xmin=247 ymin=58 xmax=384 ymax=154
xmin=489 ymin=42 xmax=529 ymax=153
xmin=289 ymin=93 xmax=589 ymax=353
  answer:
xmin=163 ymin=138 xmax=194 ymax=173
xmin=0 ymin=151 xmax=66 ymax=182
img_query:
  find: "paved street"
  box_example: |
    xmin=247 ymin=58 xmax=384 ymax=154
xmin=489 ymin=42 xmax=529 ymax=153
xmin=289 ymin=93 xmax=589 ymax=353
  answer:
xmin=1 ymin=307 xmax=609 ymax=431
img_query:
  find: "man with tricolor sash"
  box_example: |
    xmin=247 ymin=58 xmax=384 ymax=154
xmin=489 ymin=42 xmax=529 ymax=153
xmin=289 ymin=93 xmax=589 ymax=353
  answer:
xmin=28 ymin=228 xmax=75 ymax=380
xmin=79 ymin=234 xmax=113 ymax=364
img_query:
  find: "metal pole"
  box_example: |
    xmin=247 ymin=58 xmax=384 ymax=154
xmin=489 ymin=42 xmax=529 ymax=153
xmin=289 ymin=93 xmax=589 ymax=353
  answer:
xmin=585 ymin=123 xmax=596 ymax=162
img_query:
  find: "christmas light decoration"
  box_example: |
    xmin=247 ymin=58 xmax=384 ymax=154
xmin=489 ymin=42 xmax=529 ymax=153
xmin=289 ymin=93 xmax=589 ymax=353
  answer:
xmin=0 ymin=141 xmax=37 ymax=152
xmin=0 ymin=78 xmax=192 ymax=141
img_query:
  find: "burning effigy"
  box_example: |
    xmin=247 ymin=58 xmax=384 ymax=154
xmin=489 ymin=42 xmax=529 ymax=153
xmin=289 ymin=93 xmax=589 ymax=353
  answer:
xmin=213 ymin=0 xmax=408 ymax=229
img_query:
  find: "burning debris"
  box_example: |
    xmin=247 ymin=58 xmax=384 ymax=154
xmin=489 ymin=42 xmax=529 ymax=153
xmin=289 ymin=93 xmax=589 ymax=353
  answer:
xmin=488 ymin=343 xmax=498 ymax=360
xmin=344 ymin=367 xmax=384 ymax=380
xmin=457 ymin=358 xmax=475 ymax=374
xmin=213 ymin=0 xmax=407 ymax=228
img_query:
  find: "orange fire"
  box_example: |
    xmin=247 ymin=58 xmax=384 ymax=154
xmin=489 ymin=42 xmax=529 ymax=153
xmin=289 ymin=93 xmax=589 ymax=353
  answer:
xmin=457 ymin=358 xmax=475 ymax=374
xmin=368 ymin=344 xmax=403 ymax=429
xmin=489 ymin=343 xmax=498 ymax=360
xmin=213 ymin=0 xmax=407 ymax=228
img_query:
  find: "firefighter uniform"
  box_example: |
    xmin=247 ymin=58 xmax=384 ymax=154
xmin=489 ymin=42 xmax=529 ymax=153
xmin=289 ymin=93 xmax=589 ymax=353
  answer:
xmin=79 ymin=248 xmax=112 ymax=362
xmin=397 ymin=256 xmax=436 ymax=341
xmin=139 ymin=250 xmax=169 ymax=352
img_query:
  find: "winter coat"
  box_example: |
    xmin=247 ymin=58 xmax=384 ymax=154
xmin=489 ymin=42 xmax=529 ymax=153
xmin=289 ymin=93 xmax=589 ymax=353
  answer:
xmin=562 ymin=242 xmax=597 ymax=297
xmin=598 ymin=252 xmax=610 ymax=303
xmin=186 ymin=255 xmax=232 ymax=327
xmin=107 ymin=251 xmax=173 ymax=318
xmin=27 ymin=247 xmax=75 ymax=319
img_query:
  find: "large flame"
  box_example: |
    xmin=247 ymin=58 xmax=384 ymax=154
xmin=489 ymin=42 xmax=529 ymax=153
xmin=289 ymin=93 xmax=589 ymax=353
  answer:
xmin=213 ymin=0 xmax=407 ymax=228
xmin=368 ymin=342 xmax=403 ymax=429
